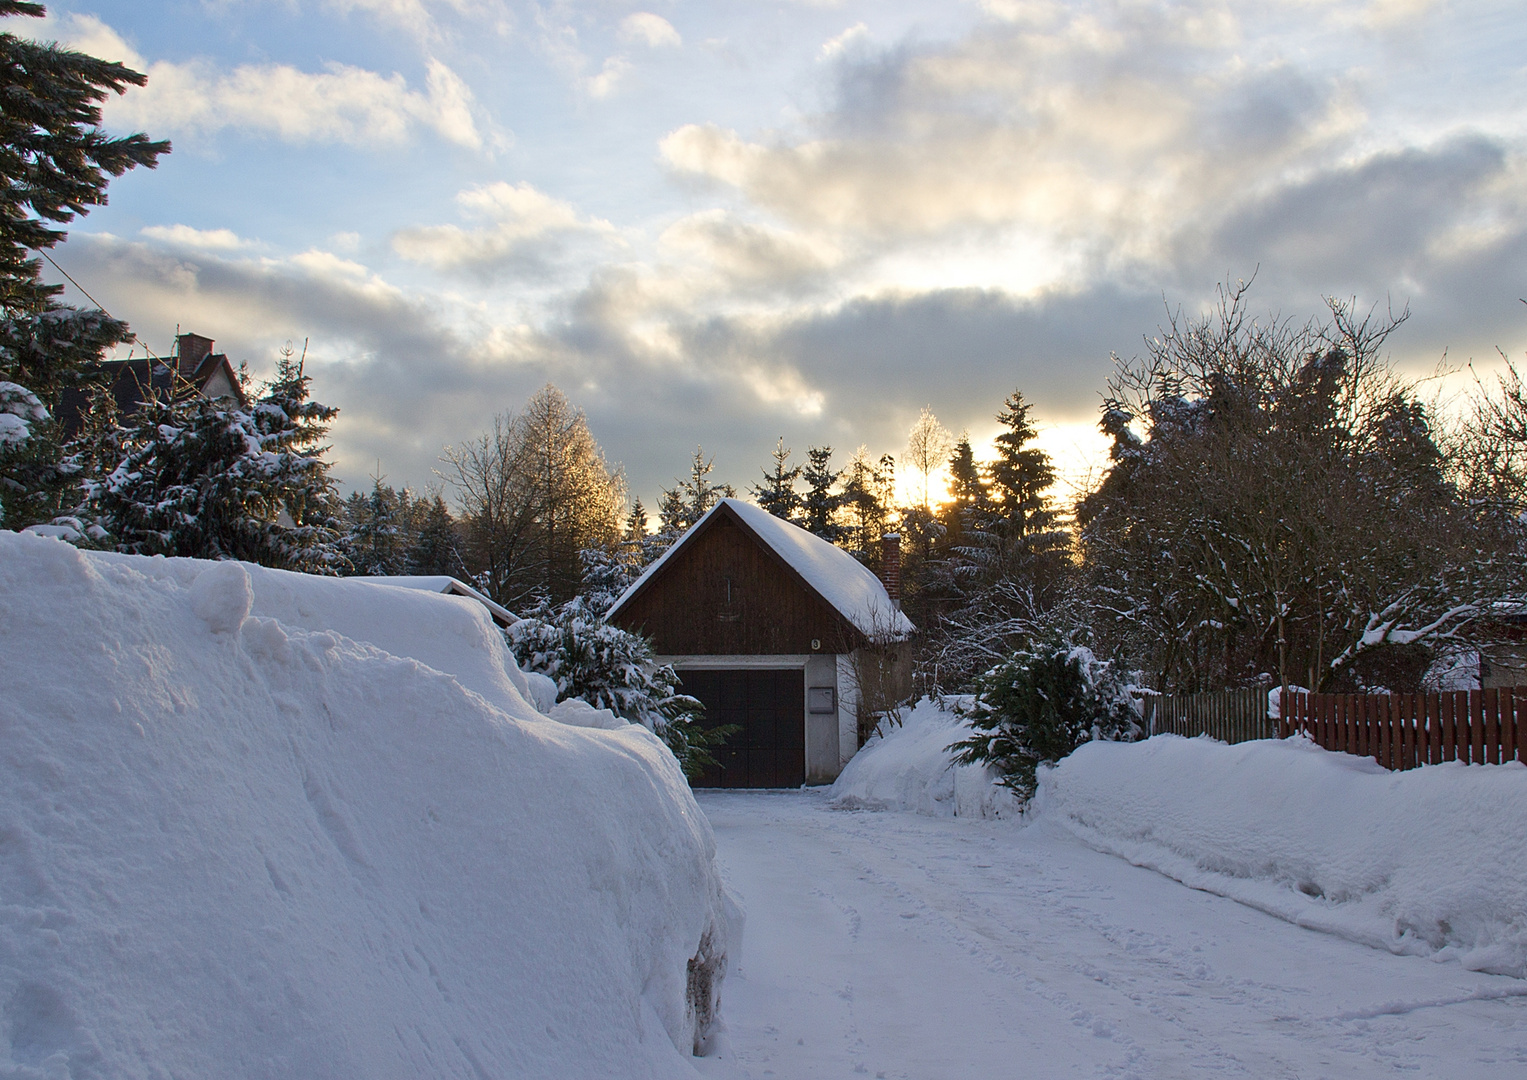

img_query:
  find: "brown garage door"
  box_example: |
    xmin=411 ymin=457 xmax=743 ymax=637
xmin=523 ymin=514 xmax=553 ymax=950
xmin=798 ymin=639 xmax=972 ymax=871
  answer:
xmin=677 ymin=668 xmax=805 ymax=788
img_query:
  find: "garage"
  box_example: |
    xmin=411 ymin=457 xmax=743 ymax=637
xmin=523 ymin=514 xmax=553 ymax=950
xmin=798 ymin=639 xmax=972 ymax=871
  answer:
xmin=606 ymin=498 xmax=915 ymax=786
xmin=676 ymin=668 xmax=806 ymax=788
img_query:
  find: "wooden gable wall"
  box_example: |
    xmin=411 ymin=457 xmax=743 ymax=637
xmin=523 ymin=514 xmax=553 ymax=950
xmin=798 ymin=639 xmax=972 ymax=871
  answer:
xmin=612 ymin=513 xmax=859 ymax=655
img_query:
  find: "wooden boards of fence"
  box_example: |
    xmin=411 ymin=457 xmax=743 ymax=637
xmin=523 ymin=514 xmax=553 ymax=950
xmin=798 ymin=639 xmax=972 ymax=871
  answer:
xmin=1280 ymin=689 xmax=1527 ymax=770
xmin=1144 ymin=688 xmax=1278 ymax=744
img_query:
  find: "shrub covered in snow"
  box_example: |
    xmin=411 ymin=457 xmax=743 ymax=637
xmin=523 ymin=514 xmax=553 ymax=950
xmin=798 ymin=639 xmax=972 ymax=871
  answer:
xmin=506 ymin=597 xmax=732 ymax=778
xmin=950 ymin=637 xmax=1140 ymax=800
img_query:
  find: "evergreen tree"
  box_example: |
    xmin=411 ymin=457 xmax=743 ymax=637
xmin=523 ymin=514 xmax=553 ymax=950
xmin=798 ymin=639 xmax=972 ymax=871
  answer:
xmin=986 ymin=391 xmax=1056 ymax=538
xmin=0 ymin=3 xmax=169 ymax=526
xmin=346 ymin=476 xmax=404 ymax=575
xmin=88 ymin=350 xmax=346 ymax=572
xmin=799 ymin=445 xmax=847 ymax=544
xmin=408 ymin=493 xmax=466 ymax=577
xmin=839 ymin=445 xmax=891 ymax=559
xmin=505 ymin=598 xmax=734 ymax=780
xmin=949 ymin=636 xmax=1140 ymax=802
xmin=625 ymin=497 xmax=649 ymax=541
xmin=947 ymin=432 xmax=987 ymax=511
xmin=752 ymin=437 xmax=803 ymax=522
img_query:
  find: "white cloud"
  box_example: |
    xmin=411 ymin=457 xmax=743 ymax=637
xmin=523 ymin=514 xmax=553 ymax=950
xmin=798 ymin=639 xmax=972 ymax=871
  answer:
xmin=585 ymin=55 xmax=633 ymax=100
xmin=392 ymin=181 xmax=617 ymax=276
xmin=140 ymin=225 xmax=251 ymax=251
xmin=620 ymin=13 xmax=682 ymax=49
xmin=105 ymin=54 xmax=486 ymax=149
xmin=34 ymin=14 xmax=488 ymax=150
xmin=660 ymin=1 xmax=1364 ymax=274
xmin=819 ymin=22 xmax=868 ymax=60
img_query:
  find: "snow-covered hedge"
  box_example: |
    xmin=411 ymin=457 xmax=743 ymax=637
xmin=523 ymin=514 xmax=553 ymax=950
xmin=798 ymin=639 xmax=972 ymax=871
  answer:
xmin=1035 ymin=735 xmax=1527 ymax=977
xmin=0 ymin=531 xmax=734 ymax=1077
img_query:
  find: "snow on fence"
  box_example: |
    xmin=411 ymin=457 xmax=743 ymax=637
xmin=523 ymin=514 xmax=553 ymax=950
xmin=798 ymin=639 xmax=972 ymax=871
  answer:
xmin=1281 ymin=689 xmax=1527 ymax=770
xmin=1143 ymin=688 xmax=1276 ymax=743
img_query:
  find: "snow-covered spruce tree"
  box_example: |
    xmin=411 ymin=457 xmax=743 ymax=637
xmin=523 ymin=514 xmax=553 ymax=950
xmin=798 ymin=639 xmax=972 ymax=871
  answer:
xmin=88 ymin=351 xmax=346 ymax=571
xmin=0 ymin=2 xmax=169 ymax=527
xmin=505 ymin=598 xmax=732 ymax=779
xmin=800 ymin=445 xmax=848 ymax=544
xmin=752 ymin=437 xmax=803 ymax=523
xmin=343 ymin=477 xmax=406 ymax=575
xmin=949 ymin=637 xmax=1140 ymax=802
xmin=407 ymin=493 xmax=467 ymax=577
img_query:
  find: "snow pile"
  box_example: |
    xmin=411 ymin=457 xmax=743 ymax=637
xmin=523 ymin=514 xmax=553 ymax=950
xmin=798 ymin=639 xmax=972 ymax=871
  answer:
xmin=0 ymin=531 xmax=732 ymax=1079
xmin=1035 ymin=735 xmax=1527 ymax=977
xmin=827 ymin=698 xmax=1020 ymax=819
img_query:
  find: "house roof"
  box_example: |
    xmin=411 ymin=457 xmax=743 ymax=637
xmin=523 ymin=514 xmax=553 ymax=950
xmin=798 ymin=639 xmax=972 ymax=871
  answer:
xmin=608 ymin=498 xmax=915 ymax=642
xmin=349 ymin=575 xmax=519 ymax=628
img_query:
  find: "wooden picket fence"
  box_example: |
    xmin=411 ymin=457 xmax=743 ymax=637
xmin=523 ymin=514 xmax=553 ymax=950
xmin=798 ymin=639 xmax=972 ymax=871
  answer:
xmin=1143 ymin=688 xmax=1277 ymax=743
xmin=1281 ymin=689 xmax=1527 ymax=770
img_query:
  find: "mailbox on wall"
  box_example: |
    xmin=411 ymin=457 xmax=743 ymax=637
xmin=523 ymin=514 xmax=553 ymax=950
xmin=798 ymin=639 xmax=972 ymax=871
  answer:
xmin=807 ymin=686 xmax=836 ymax=714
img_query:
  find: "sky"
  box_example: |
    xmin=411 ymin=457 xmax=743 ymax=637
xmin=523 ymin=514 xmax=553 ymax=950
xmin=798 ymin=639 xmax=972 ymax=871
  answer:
xmin=8 ymin=0 xmax=1527 ymax=509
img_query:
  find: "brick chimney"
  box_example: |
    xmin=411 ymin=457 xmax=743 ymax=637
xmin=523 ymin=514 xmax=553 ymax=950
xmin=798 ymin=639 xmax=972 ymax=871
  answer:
xmin=879 ymin=533 xmax=902 ymax=609
xmin=176 ymin=333 xmax=215 ymax=375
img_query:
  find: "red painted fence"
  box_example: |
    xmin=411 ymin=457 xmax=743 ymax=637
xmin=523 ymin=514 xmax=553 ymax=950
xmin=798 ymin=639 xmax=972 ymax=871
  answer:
xmin=1280 ymin=689 xmax=1527 ymax=770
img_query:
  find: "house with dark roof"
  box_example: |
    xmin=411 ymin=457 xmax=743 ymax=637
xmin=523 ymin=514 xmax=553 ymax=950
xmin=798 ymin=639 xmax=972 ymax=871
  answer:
xmin=57 ymin=332 xmax=247 ymax=435
xmin=606 ymin=498 xmax=915 ymax=788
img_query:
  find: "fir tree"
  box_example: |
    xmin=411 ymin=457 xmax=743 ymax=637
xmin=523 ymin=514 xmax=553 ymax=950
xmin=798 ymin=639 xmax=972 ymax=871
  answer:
xmin=505 ymin=598 xmax=734 ymax=780
xmin=947 ymin=432 xmax=987 ymax=511
xmin=625 ymin=497 xmax=649 ymax=542
xmin=408 ymin=493 xmax=466 ymax=577
xmin=347 ymin=476 xmax=404 ymax=575
xmin=800 ymin=445 xmax=847 ymax=544
xmin=0 ymin=3 xmax=169 ymax=526
xmin=657 ymin=447 xmax=733 ymax=536
xmin=986 ymin=391 xmax=1056 ymax=538
xmin=839 ymin=445 xmax=891 ymax=559
xmin=88 ymin=347 xmax=346 ymax=572
xmin=752 ymin=437 xmax=802 ymax=522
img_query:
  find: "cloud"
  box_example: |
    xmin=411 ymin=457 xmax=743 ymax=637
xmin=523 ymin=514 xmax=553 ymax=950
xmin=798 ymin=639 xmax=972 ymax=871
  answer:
xmin=29 ymin=12 xmax=488 ymax=150
xmin=139 ymin=225 xmax=252 ymax=251
xmin=585 ymin=55 xmax=633 ymax=99
xmin=819 ymin=23 xmax=868 ymax=60
xmin=107 ymin=54 xmax=486 ymax=149
xmin=391 ymin=182 xmax=618 ymax=279
xmin=658 ymin=212 xmax=840 ymax=294
xmin=661 ymin=0 xmax=1359 ymax=272
xmin=620 ymin=13 xmax=682 ymax=49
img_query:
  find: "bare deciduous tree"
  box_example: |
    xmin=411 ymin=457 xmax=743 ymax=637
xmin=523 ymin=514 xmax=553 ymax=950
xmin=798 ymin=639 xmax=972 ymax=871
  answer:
xmin=904 ymin=406 xmax=953 ymax=513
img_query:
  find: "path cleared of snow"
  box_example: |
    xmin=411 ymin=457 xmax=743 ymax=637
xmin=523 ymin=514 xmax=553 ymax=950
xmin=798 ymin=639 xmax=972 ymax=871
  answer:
xmin=696 ymin=790 xmax=1527 ymax=1080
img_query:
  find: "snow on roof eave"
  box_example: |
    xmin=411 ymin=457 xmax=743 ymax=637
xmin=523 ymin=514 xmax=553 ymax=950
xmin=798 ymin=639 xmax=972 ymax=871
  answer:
xmin=608 ymin=499 xmax=916 ymax=643
xmin=349 ymin=575 xmax=518 ymax=627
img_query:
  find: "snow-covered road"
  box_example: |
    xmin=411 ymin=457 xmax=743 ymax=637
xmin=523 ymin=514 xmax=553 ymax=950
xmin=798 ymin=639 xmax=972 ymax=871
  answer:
xmin=695 ymin=790 xmax=1527 ymax=1080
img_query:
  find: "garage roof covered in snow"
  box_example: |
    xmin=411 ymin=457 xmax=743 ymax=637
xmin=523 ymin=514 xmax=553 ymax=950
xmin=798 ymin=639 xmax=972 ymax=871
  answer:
xmin=609 ymin=498 xmax=915 ymax=643
xmin=349 ymin=575 xmax=518 ymax=627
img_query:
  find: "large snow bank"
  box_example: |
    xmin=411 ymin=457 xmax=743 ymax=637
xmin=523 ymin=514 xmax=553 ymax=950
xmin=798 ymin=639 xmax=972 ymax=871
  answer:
xmin=0 ymin=531 xmax=732 ymax=1079
xmin=1035 ymin=735 xmax=1527 ymax=977
xmin=827 ymin=699 xmax=1020 ymax=819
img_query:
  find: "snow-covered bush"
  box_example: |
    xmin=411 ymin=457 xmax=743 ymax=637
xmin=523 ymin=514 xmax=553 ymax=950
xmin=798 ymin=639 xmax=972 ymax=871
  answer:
xmin=949 ymin=637 xmax=1140 ymax=801
xmin=506 ymin=598 xmax=731 ymax=778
